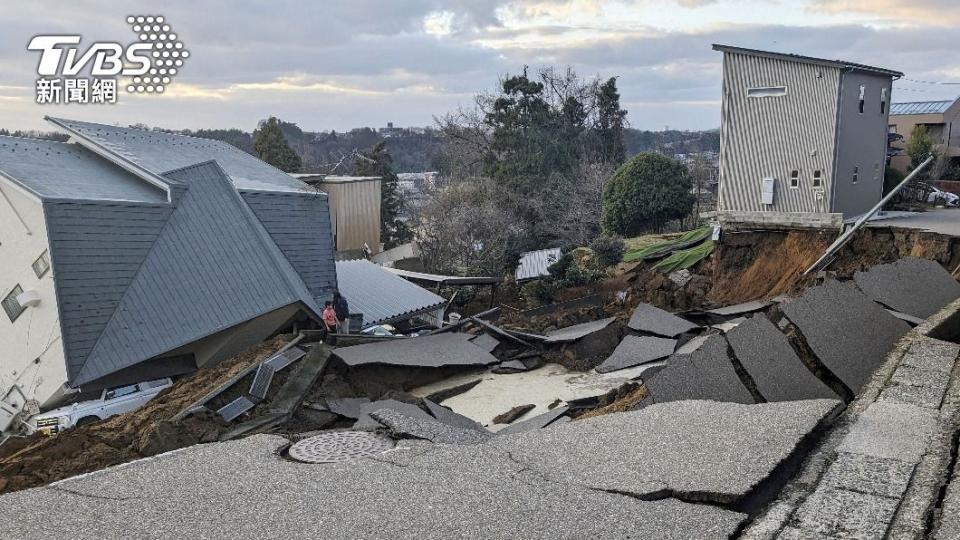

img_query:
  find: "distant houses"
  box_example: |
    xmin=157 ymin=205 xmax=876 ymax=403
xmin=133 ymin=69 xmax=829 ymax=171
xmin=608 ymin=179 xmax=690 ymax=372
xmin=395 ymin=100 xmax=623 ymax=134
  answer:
xmin=888 ymin=98 xmax=960 ymax=175
xmin=713 ymin=44 xmax=902 ymax=225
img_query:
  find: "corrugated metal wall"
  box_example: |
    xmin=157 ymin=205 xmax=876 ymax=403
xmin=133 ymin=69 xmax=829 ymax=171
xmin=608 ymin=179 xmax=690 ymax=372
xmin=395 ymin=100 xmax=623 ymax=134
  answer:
xmin=719 ymin=52 xmax=841 ymax=213
xmin=319 ymin=179 xmax=381 ymax=253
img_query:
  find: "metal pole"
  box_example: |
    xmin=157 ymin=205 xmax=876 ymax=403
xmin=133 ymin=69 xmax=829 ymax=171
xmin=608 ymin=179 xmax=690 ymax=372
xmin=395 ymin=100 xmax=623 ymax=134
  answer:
xmin=804 ymin=154 xmax=935 ymax=275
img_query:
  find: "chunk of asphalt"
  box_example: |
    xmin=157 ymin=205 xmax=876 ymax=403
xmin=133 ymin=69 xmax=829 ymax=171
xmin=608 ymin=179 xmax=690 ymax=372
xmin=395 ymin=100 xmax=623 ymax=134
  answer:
xmin=352 ymin=399 xmax=433 ymax=430
xmin=725 ymin=316 xmax=840 ymax=402
xmin=705 ymin=300 xmax=773 ymax=317
xmin=780 ymin=280 xmax=910 ymax=394
xmin=424 ymin=399 xmax=489 ymax=433
xmin=853 ymin=257 xmax=960 ymax=319
xmin=469 ymin=333 xmax=501 ymax=353
xmin=492 ymin=360 xmax=531 ymax=374
xmin=543 ymin=317 xmax=617 ymax=343
xmin=325 ymin=397 xmax=371 ymax=419
xmin=836 ymin=400 xmax=938 ymax=464
xmin=628 ymin=303 xmax=699 ymax=337
xmin=493 ymin=404 xmax=535 ymax=424
xmin=490 ymin=399 xmax=842 ymax=508
xmin=642 ymin=335 xmax=755 ymax=406
xmin=496 ymin=406 xmax=570 ymax=436
xmin=334 ymin=332 xmax=499 ymax=368
xmin=595 ymin=335 xmax=677 ymax=374
xmin=370 ymin=408 xmax=492 ymax=445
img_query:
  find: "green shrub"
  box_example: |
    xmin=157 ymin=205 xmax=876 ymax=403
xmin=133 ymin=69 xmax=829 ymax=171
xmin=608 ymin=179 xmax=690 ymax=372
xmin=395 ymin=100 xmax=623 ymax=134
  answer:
xmin=522 ymin=279 xmax=559 ymax=305
xmin=601 ymin=152 xmax=693 ymax=235
xmin=589 ymin=234 xmax=626 ymax=267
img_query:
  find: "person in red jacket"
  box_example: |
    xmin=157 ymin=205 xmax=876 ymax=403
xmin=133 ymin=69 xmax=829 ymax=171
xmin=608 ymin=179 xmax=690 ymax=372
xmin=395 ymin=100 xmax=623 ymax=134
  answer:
xmin=322 ymin=301 xmax=338 ymax=335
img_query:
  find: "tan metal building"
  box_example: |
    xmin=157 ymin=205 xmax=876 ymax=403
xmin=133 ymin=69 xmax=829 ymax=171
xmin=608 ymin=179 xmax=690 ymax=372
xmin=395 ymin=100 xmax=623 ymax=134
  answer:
xmin=293 ymin=174 xmax=382 ymax=254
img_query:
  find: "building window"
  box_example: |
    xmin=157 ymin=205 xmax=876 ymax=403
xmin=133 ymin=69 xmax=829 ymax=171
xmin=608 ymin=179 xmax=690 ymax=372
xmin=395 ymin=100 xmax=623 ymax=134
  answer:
xmin=789 ymin=170 xmax=800 ymax=188
xmin=880 ymin=88 xmax=887 ymax=114
xmin=747 ymin=86 xmax=787 ymax=98
xmin=813 ymin=170 xmax=823 ymax=189
xmin=32 ymin=251 xmax=50 ymax=278
xmin=888 ymin=125 xmax=897 ymax=134
xmin=853 ymin=166 xmax=859 ymax=184
xmin=2 ymin=285 xmax=24 ymax=322
xmin=858 ymin=85 xmax=865 ymax=114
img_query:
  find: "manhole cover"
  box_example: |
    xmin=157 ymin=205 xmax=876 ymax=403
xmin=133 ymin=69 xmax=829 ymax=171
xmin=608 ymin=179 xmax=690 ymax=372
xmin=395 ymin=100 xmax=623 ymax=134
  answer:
xmin=287 ymin=431 xmax=395 ymax=464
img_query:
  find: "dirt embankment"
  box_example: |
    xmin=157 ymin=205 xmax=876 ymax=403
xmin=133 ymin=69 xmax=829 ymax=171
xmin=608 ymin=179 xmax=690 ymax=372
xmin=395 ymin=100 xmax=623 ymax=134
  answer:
xmin=631 ymin=226 xmax=960 ymax=310
xmin=0 ymin=335 xmax=293 ymax=494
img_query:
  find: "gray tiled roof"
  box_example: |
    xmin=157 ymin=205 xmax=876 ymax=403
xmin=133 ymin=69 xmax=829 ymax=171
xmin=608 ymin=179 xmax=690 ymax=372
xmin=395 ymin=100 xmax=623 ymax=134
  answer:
xmin=50 ymin=161 xmax=323 ymax=386
xmin=46 ymin=117 xmax=311 ymax=193
xmin=889 ymin=100 xmax=954 ymax=116
xmin=335 ymin=259 xmax=445 ymax=327
xmin=0 ymin=136 xmax=166 ymax=202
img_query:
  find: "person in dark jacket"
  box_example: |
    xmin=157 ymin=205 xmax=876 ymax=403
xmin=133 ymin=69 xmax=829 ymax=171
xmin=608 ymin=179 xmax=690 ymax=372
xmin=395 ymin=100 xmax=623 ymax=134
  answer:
xmin=332 ymin=291 xmax=350 ymax=333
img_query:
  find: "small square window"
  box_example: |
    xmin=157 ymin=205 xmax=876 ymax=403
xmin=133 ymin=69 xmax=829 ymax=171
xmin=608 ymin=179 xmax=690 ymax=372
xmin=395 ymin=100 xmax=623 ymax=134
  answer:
xmin=789 ymin=170 xmax=800 ymax=188
xmin=2 ymin=285 xmax=25 ymax=322
xmin=813 ymin=170 xmax=823 ymax=189
xmin=32 ymin=251 xmax=49 ymax=278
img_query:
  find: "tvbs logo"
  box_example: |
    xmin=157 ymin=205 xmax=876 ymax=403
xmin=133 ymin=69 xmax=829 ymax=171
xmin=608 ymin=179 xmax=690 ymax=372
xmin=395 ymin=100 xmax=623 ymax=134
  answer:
xmin=28 ymin=15 xmax=189 ymax=105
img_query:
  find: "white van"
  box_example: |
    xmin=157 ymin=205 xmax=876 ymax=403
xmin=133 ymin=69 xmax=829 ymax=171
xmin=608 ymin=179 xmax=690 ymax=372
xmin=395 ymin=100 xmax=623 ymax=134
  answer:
xmin=30 ymin=378 xmax=173 ymax=435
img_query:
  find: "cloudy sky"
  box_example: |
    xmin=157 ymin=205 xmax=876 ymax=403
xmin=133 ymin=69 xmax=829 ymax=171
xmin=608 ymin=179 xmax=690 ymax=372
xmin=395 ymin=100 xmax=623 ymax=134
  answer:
xmin=2 ymin=0 xmax=958 ymax=133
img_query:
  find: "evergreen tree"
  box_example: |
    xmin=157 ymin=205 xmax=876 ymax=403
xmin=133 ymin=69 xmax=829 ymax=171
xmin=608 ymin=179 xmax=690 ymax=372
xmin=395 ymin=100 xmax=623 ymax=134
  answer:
xmin=355 ymin=141 xmax=413 ymax=249
xmin=253 ymin=117 xmax=302 ymax=172
xmin=601 ymin=152 xmax=693 ymax=235
xmin=595 ymin=77 xmax=627 ymax=166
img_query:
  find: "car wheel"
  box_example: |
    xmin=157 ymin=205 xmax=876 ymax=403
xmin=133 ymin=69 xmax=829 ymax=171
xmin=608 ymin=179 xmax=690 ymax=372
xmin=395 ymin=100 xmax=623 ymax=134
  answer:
xmin=75 ymin=416 xmax=100 ymax=427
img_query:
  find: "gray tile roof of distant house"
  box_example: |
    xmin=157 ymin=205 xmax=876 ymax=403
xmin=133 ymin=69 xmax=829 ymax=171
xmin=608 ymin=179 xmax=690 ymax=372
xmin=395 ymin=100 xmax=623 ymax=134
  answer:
xmin=515 ymin=247 xmax=562 ymax=281
xmin=49 ymin=161 xmax=322 ymax=385
xmin=889 ymin=101 xmax=954 ymax=116
xmin=46 ymin=117 xmax=312 ymax=193
xmin=333 ymin=332 xmax=499 ymax=368
xmin=0 ymin=136 xmax=166 ymax=203
xmin=335 ymin=259 xmax=445 ymax=327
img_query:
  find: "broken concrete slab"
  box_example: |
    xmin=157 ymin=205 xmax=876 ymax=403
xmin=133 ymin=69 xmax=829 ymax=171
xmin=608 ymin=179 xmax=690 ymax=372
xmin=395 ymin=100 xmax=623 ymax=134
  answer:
xmin=674 ymin=334 xmax=710 ymax=355
xmin=710 ymin=316 xmax=745 ymax=333
xmin=853 ymin=257 xmax=960 ymax=319
xmin=370 ymin=408 xmax=492 ymax=445
xmin=325 ymin=397 xmax=371 ymax=419
xmin=642 ymin=335 xmax=755 ymax=406
xmin=491 ymin=399 xmax=841 ymax=505
xmin=352 ymin=399 xmax=433 ymax=430
xmin=781 ymin=279 xmax=910 ymax=394
xmin=496 ymin=406 xmax=570 ymax=436
xmin=423 ymin=399 xmax=488 ymax=433
xmin=705 ymin=299 xmax=773 ymax=317
xmin=837 ymin=400 xmax=938 ymax=463
xmin=491 ymin=360 xmax=531 ymax=374
xmin=725 ymin=316 xmax=839 ymax=402
xmin=469 ymin=333 xmax=501 ymax=353
xmin=628 ymin=303 xmax=699 ymax=337
xmin=595 ymin=335 xmax=676 ymax=374
xmin=0 ymin=434 xmax=748 ymax=539
xmin=334 ymin=332 xmax=499 ymax=368
xmin=542 ymin=317 xmax=616 ymax=343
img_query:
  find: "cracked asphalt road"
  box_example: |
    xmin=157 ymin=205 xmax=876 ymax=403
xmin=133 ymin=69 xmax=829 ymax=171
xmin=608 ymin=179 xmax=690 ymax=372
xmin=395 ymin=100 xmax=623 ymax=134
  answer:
xmin=0 ymin=399 xmax=839 ymax=539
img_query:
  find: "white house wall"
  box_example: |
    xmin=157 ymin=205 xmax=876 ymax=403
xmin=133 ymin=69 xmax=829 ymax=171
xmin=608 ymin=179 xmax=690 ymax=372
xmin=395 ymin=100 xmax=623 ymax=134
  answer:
xmin=0 ymin=179 xmax=68 ymax=410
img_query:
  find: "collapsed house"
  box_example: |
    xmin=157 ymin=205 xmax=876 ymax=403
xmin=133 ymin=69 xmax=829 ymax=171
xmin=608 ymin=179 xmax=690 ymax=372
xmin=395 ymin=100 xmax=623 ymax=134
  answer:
xmin=0 ymin=118 xmax=339 ymax=429
xmin=713 ymin=45 xmax=903 ymax=226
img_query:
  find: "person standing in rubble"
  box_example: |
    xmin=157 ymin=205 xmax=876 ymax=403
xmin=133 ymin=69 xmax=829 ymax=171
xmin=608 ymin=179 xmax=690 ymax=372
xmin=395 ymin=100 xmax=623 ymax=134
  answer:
xmin=333 ymin=291 xmax=350 ymax=334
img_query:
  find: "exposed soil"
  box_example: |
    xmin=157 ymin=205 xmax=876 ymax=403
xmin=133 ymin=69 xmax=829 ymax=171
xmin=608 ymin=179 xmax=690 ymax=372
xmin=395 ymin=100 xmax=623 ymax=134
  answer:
xmin=0 ymin=335 xmax=294 ymax=494
xmin=574 ymin=383 xmax=648 ymax=421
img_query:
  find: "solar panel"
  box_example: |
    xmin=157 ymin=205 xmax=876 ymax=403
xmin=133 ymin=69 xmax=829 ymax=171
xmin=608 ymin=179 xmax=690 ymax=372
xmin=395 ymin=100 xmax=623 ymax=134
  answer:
xmin=265 ymin=346 xmax=306 ymax=371
xmin=217 ymin=396 xmax=255 ymax=422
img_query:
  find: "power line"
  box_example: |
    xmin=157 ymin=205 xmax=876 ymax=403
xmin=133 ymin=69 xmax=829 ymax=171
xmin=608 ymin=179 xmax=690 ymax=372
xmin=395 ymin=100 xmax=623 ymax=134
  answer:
xmin=898 ymin=77 xmax=960 ymax=86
